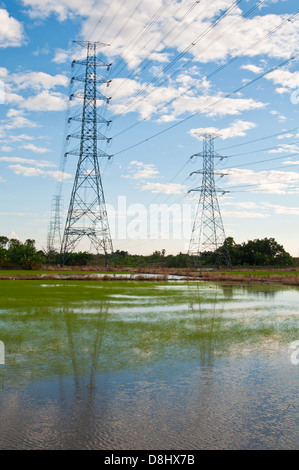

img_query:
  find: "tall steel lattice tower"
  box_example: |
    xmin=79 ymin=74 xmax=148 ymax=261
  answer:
xmin=188 ymin=133 xmax=231 ymax=267
xmin=47 ymin=194 xmax=63 ymax=253
xmin=61 ymin=41 xmax=114 ymax=265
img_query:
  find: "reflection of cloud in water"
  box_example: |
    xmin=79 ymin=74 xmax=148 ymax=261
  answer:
xmin=0 ymin=281 xmax=298 ymax=449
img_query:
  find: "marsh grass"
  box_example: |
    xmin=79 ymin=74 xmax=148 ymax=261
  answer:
xmin=1 ymin=266 xmax=299 ymax=286
xmin=0 ymin=280 xmax=298 ymax=381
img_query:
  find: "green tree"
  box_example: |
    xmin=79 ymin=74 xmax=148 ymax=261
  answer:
xmin=7 ymin=238 xmax=45 ymax=269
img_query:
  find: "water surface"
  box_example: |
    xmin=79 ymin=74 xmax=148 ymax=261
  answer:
xmin=0 ymin=280 xmax=298 ymax=449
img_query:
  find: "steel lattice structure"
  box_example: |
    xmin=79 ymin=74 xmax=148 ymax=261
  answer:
xmin=47 ymin=195 xmax=63 ymax=253
xmin=60 ymin=41 xmax=114 ymax=265
xmin=188 ymin=133 xmax=231 ymax=267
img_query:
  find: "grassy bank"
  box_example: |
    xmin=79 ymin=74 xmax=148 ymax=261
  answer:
xmin=1 ymin=265 xmax=299 ymax=285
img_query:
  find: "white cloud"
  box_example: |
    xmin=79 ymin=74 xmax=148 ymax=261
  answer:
xmin=20 ymin=0 xmax=299 ymax=67
xmin=277 ymin=133 xmax=294 ymax=140
xmin=223 ymin=200 xmax=299 ymax=216
xmin=226 ymin=168 xmax=299 ymax=194
xmin=124 ymin=160 xmax=159 ymax=180
xmin=0 ymin=67 xmax=8 ymax=78
xmin=141 ymin=182 xmax=186 ymax=194
xmin=222 ymin=210 xmax=269 ymax=219
xmin=9 ymin=164 xmax=45 ymax=177
xmin=12 ymin=71 xmax=68 ymax=91
xmin=22 ymin=143 xmax=50 ymax=153
xmin=8 ymin=164 xmax=72 ymax=181
xmin=52 ymin=48 xmax=73 ymax=64
xmin=0 ymin=156 xmax=56 ymax=168
xmin=266 ymin=69 xmax=299 ymax=92
xmin=2 ymin=71 xmax=68 ymax=114
xmin=0 ymin=212 xmax=37 ymax=216
xmin=2 ymin=112 xmax=39 ymax=130
xmin=109 ymin=74 xmax=265 ymax=121
xmin=0 ymin=9 xmax=24 ymax=48
xmin=282 ymin=159 xmax=299 ymax=166
xmin=3 ymin=92 xmax=24 ymax=105
xmin=7 ymin=134 xmax=34 ymax=142
xmin=190 ymin=120 xmax=256 ymax=140
xmin=266 ymin=203 xmax=299 ymax=215
xmin=20 ymin=90 xmax=68 ymax=111
xmin=268 ymin=144 xmax=299 ymax=154
xmin=6 ymin=109 xmax=24 ymax=118
xmin=21 ymin=0 xmax=95 ymax=21
xmin=241 ymin=64 xmax=264 ymax=74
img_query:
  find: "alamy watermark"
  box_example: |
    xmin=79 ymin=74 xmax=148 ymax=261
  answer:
xmin=105 ymin=196 xmax=196 ymax=247
xmin=0 ymin=341 xmax=4 ymax=365
xmin=289 ymin=340 xmax=299 ymax=365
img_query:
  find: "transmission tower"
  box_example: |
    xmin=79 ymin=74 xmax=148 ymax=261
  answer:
xmin=60 ymin=41 xmax=114 ymax=266
xmin=47 ymin=194 xmax=63 ymax=253
xmin=188 ymin=133 xmax=231 ymax=268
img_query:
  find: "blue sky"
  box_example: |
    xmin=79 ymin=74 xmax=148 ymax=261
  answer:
xmin=0 ymin=0 xmax=298 ymax=256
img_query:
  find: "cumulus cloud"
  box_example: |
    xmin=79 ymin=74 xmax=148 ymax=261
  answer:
xmin=124 ymin=160 xmax=159 ymax=180
xmin=268 ymin=143 xmax=299 ymax=154
xmin=226 ymin=168 xmax=299 ymax=194
xmin=22 ymin=143 xmax=50 ymax=153
xmin=2 ymin=110 xmax=39 ymax=130
xmin=109 ymin=74 xmax=265 ymax=121
xmin=0 ymin=156 xmax=56 ymax=168
xmin=241 ymin=64 xmax=264 ymax=74
xmin=2 ymin=71 xmax=69 ymax=114
xmin=20 ymin=0 xmax=299 ymax=67
xmin=265 ymin=68 xmax=299 ymax=93
xmin=190 ymin=120 xmax=256 ymax=140
xmin=21 ymin=0 xmax=95 ymax=21
xmin=12 ymin=71 xmax=68 ymax=91
xmin=8 ymin=164 xmax=72 ymax=181
xmin=141 ymin=182 xmax=186 ymax=194
xmin=20 ymin=90 xmax=68 ymax=112
xmin=0 ymin=9 xmax=25 ymax=48
xmin=222 ymin=210 xmax=269 ymax=219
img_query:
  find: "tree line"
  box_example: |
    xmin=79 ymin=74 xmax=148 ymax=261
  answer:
xmin=0 ymin=235 xmax=296 ymax=269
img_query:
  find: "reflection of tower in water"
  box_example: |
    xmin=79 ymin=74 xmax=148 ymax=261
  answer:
xmin=188 ymin=283 xmax=225 ymax=365
xmin=185 ymin=283 xmax=227 ymax=434
xmin=60 ymin=303 xmax=110 ymax=447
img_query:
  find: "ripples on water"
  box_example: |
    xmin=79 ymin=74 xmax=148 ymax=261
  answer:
xmin=0 ymin=281 xmax=298 ymax=450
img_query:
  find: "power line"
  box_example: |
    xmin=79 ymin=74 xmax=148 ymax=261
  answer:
xmin=97 ymin=0 xmax=128 ymax=43
xmin=222 ymin=175 xmax=299 ymax=191
xmin=217 ymin=126 xmax=299 ymax=151
xmin=110 ymin=0 xmax=281 ymax=121
xmin=112 ymin=53 xmax=298 ymax=157
xmin=109 ymin=0 xmax=209 ymax=92
xmin=110 ymin=0 xmax=145 ymax=46
xmin=109 ymin=0 xmax=175 ymax=77
xmin=110 ymin=0 xmax=243 ymax=120
xmin=226 ymin=139 xmax=299 ymax=159
xmin=110 ymin=10 xmax=298 ymax=141
xmin=223 ymin=151 xmax=299 ymax=169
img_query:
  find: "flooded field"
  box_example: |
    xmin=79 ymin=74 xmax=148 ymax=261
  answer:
xmin=0 ymin=280 xmax=298 ymax=450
